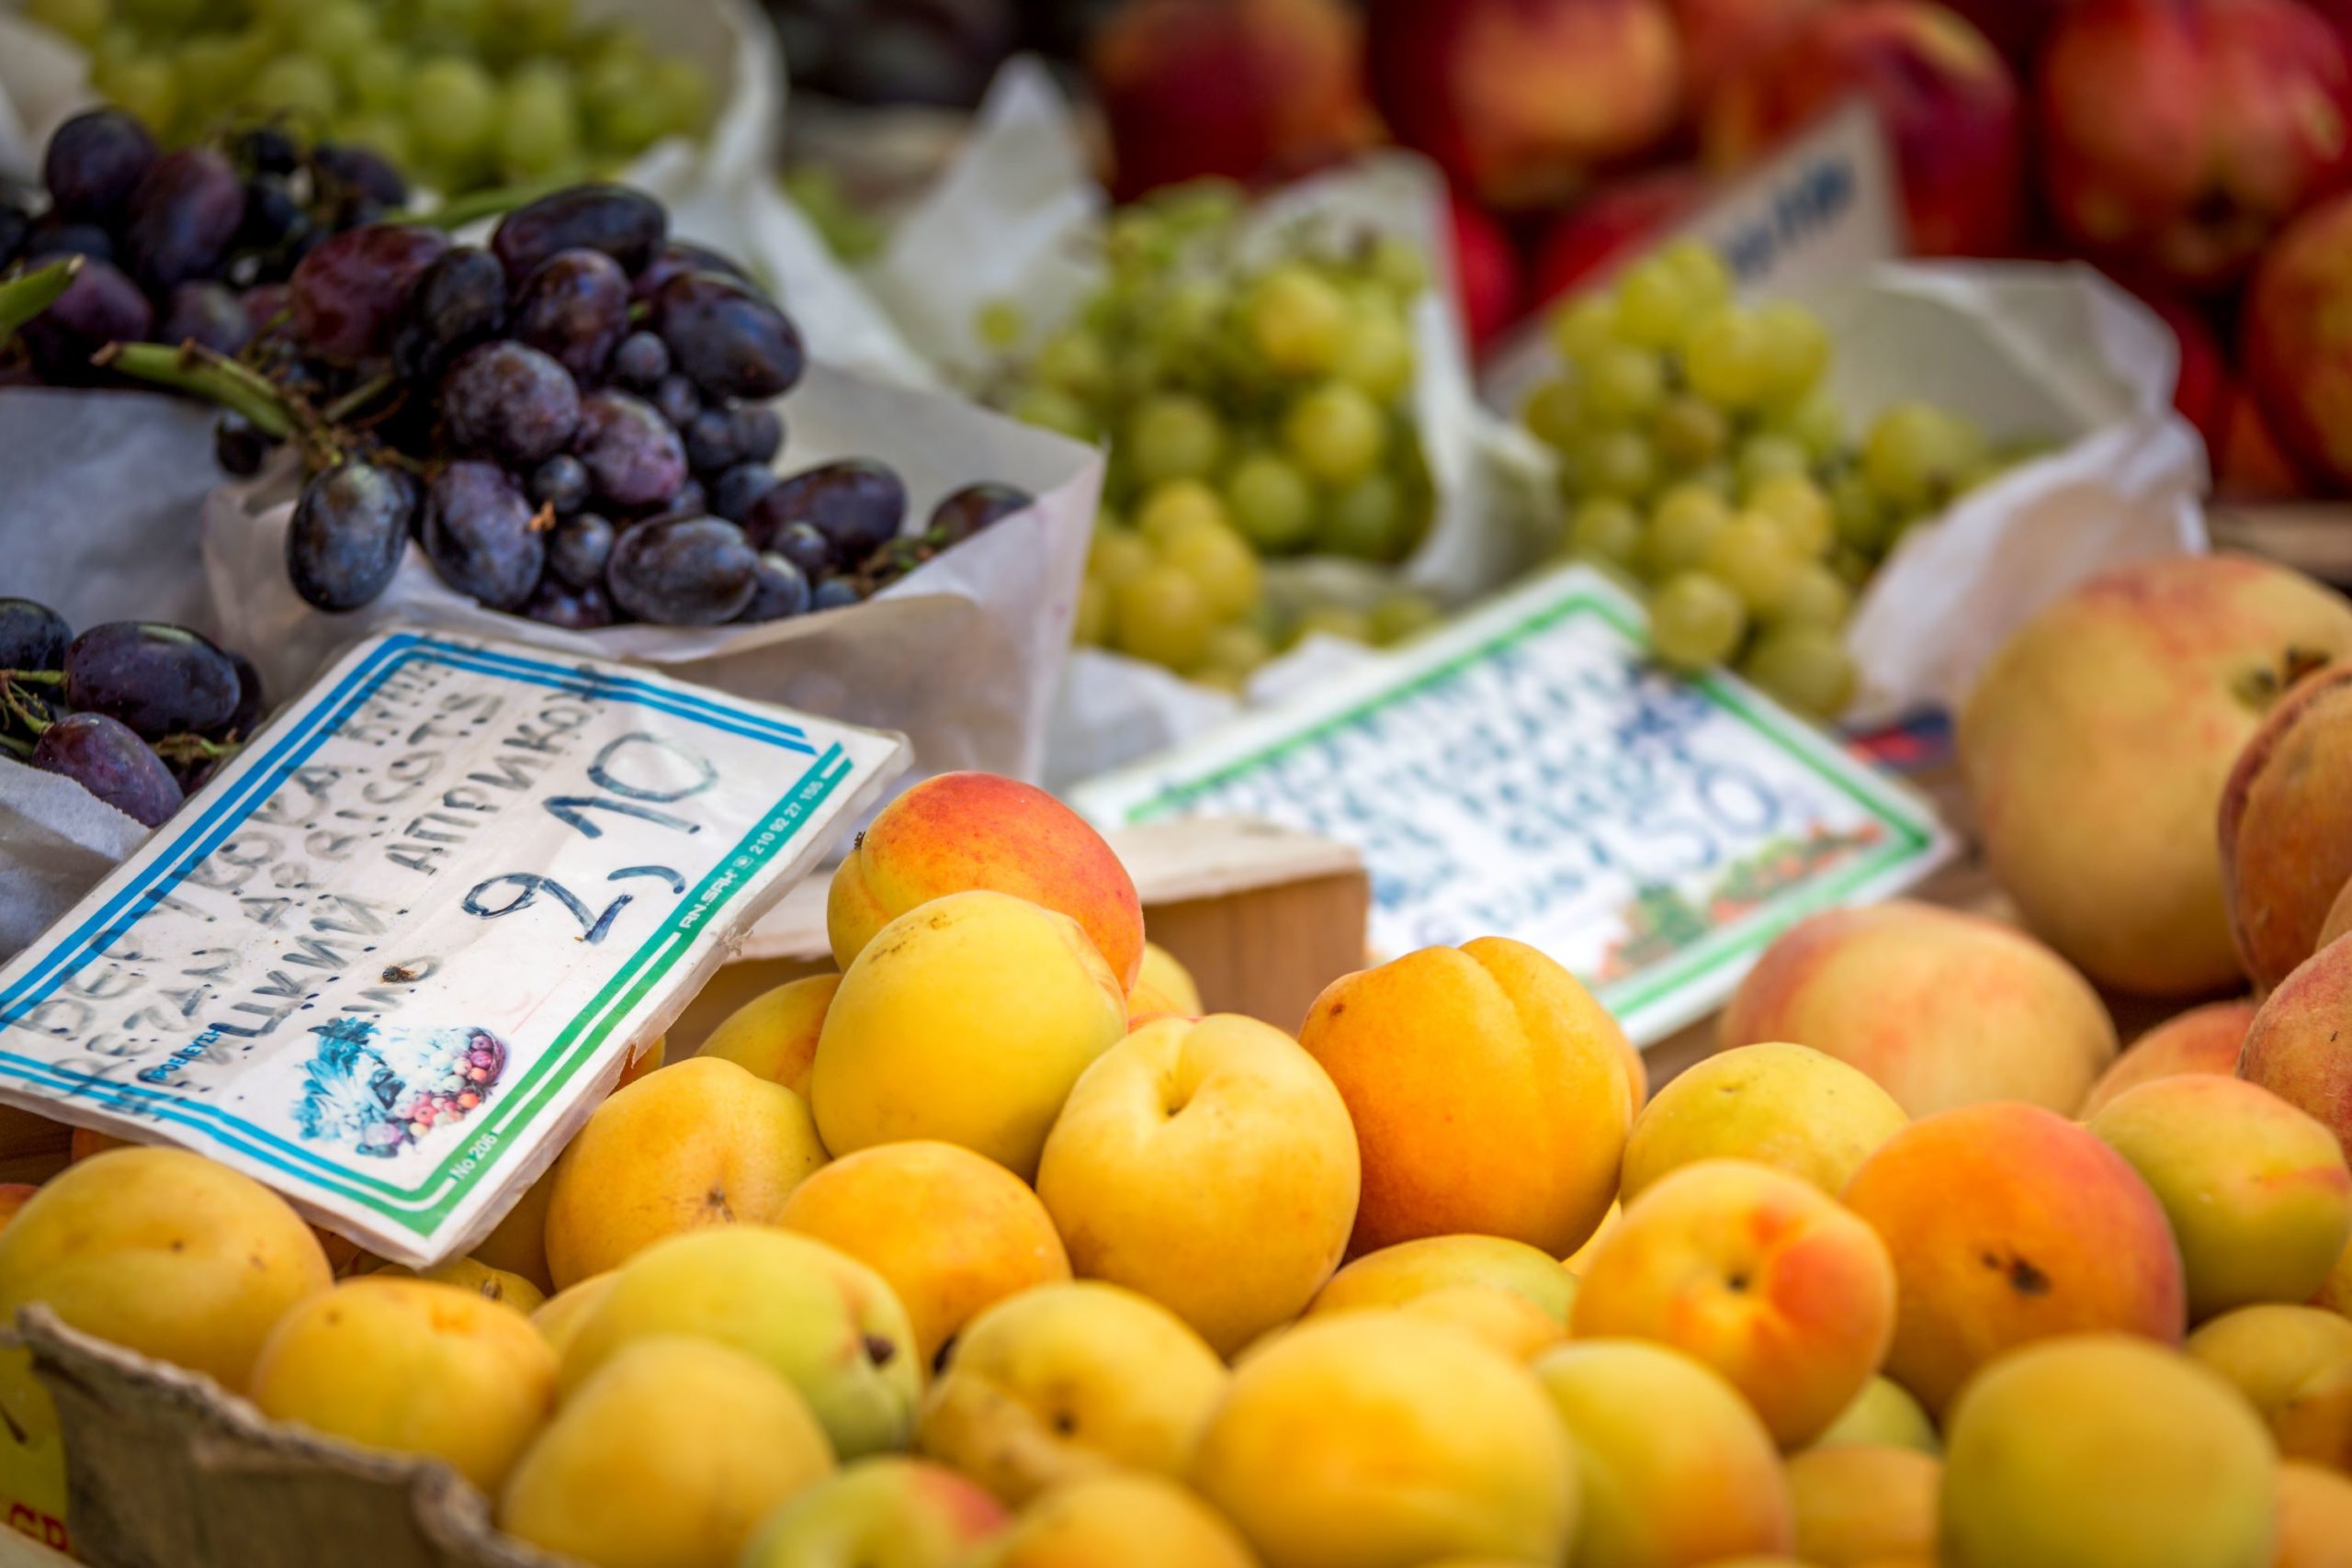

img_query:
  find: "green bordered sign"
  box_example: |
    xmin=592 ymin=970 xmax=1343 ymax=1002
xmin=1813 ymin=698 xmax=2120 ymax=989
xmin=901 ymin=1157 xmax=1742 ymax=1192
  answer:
xmin=1074 ymin=566 xmax=1952 ymax=1045
xmin=0 ymin=631 xmax=907 ymax=1264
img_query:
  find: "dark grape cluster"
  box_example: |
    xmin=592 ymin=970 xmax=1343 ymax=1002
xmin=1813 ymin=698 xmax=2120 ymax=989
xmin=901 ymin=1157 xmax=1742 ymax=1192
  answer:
xmin=0 ymin=599 xmax=263 ymax=829
xmin=2 ymin=109 xmax=407 ymax=385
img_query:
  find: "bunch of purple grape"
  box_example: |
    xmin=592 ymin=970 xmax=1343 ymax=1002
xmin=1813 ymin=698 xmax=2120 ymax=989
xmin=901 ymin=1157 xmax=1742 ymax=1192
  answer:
xmin=0 ymin=598 xmax=263 ymax=829
xmin=3 ymin=107 xmax=405 ymax=387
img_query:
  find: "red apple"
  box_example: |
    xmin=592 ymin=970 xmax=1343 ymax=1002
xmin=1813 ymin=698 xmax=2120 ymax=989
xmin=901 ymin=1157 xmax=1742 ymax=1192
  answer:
xmin=1704 ymin=0 xmax=2023 ymax=257
xmin=2243 ymin=191 xmax=2352 ymax=491
xmin=2039 ymin=0 xmax=2352 ymax=293
xmin=1669 ymin=0 xmax=1829 ymax=108
xmin=1939 ymin=0 xmax=2075 ymax=63
xmin=1447 ymin=187 xmax=1525 ymax=350
xmin=1091 ymin=0 xmax=1378 ymax=201
xmin=2127 ymin=284 xmax=2232 ymax=460
xmin=1365 ymin=0 xmax=1684 ymax=211
xmin=1530 ymin=166 xmax=1705 ymax=307
xmin=2215 ymin=394 xmax=2313 ymax=502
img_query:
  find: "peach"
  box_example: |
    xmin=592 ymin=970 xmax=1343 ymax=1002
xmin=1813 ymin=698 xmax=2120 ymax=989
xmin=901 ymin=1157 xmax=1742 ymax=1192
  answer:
xmin=531 ymin=1272 xmax=616 ymax=1359
xmin=2222 ymin=665 xmax=2352 ymax=987
xmin=1571 ymin=1157 xmax=1896 ymax=1446
xmin=1719 ymin=903 xmax=2116 ymax=1117
xmin=2241 ymin=933 xmax=2352 ymax=1162
xmin=249 ymin=1278 xmax=556 ymax=1492
xmin=918 ymin=1281 xmax=1227 ymax=1506
xmin=2188 ymin=1304 xmax=2352 ymax=1470
xmin=975 ymin=1473 xmax=1258 ymax=1568
xmin=740 ymin=1457 xmax=1009 ymax=1568
xmin=811 ymin=889 xmax=1128 ymax=1180
xmin=542 ymin=1056 xmax=827 ymax=1290
xmin=1815 ymin=1376 xmax=1939 ymax=1455
xmin=1532 ymin=1338 xmax=1797 ymax=1567
xmin=2040 ymin=0 xmax=2352 ymax=292
xmin=826 ymin=773 xmax=1145 ymax=988
xmin=1364 ymin=0 xmax=1683 ymax=210
xmin=1786 ymin=1445 xmax=1939 ymax=1567
xmin=778 ymin=1141 xmax=1070 ymax=1371
xmin=1565 ymin=1201 xmax=1623 ymax=1274
xmin=696 ymin=974 xmax=841 ymax=1097
xmin=1193 ymin=1313 xmax=1579 ymax=1568
xmin=2324 ymin=874 xmax=2352 ymax=951
xmin=2276 ymin=1461 xmax=2352 ymax=1568
xmin=1940 ymin=1336 xmax=2277 ymax=1568
xmin=563 ymin=1227 xmax=921 ymax=1461
xmin=1136 ymin=942 xmax=1204 ymax=1015
xmin=1958 ymin=554 xmax=2352 ymax=995
xmin=1036 ymin=1014 xmax=1359 ymax=1356
xmin=499 ymin=1337 xmax=834 ymax=1568
xmin=0 ymin=1184 xmax=37 ymax=1233
xmin=470 ymin=1165 xmax=555 ymax=1293
xmin=1623 ymin=1042 xmax=1909 ymax=1200
xmin=1396 ymin=1286 xmax=1571 ymax=1362
xmin=1307 ymin=1234 xmax=1579 ymax=1325
xmin=1840 ymin=1102 xmax=2187 ymax=1415
xmin=1298 ymin=936 xmax=1629 ymax=1258
xmin=1671 ymin=0 xmax=1829 ymax=104
xmin=2088 ymin=1077 xmax=2352 ymax=1320
xmin=2244 ymin=194 xmax=2352 ymax=489
xmin=2078 ymin=1000 xmax=2258 ymax=1117
xmin=2321 ymin=1231 xmax=2352 ymax=1316
xmin=1705 ymin=0 xmax=2023 ymax=256
xmin=372 ymin=1254 xmax=547 ymax=1315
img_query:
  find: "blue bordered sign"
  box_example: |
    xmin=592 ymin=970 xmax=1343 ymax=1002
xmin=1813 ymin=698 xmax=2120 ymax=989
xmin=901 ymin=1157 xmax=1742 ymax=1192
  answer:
xmin=0 ymin=630 xmax=907 ymax=1263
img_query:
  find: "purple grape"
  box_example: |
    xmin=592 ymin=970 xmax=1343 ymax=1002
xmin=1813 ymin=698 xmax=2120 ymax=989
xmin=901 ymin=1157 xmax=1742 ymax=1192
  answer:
xmin=311 ymin=142 xmax=409 ymax=221
xmin=288 ymin=460 xmax=417 ymax=612
xmin=392 ymin=245 xmax=507 ymax=378
xmin=514 ymin=248 xmax=629 ymax=381
xmin=652 ymin=272 xmax=805 ymax=400
xmin=747 ymin=459 xmax=905 ymax=559
xmin=737 ymin=553 xmax=811 ymax=622
xmin=23 ymin=218 xmax=113 ymax=265
xmin=215 ymin=650 xmax=265 ymax=740
xmin=0 ymin=202 xmax=27 ymax=267
xmin=683 ymin=408 xmax=741 ymax=473
xmin=234 ymin=126 xmax=300 ymax=177
xmin=291 ymin=223 xmax=451 ymax=362
xmin=491 ymin=185 xmax=666 ymax=283
xmin=733 ymin=403 xmax=783 ymax=466
xmin=810 ymin=577 xmax=864 ymax=612
xmin=119 ymin=148 xmax=246 ymax=294
xmin=0 ymin=600 xmax=70 ymax=672
xmin=609 ymin=331 xmax=670 ymax=389
xmin=442 ymin=341 xmax=581 ymax=465
xmin=22 ymin=259 xmax=153 ymax=378
xmin=530 ymin=454 xmax=591 ymax=515
xmin=930 ymin=481 xmax=1034 ymax=542
xmin=43 ymin=109 xmax=156 ymax=224
xmin=712 ymin=462 xmax=780 ymax=524
xmin=422 ymin=462 xmax=544 ymax=609
xmin=158 ymin=282 xmax=253 ymax=355
xmin=548 ymin=512 xmax=615 ymax=589
xmin=662 ymin=478 xmax=708 ymax=520
xmin=31 ymin=713 xmax=181 ymax=828
xmin=214 ymin=415 xmax=272 ymax=477
xmin=605 ymin=516 xmax=759 ymax=625
xmin=63 ymin=623 xmax=241 ymax=739
xmin=235 ymin=176 xmax=306 ymax=253
xmin=525 ymin=580 xmax=614 ymax=630
xmin=629 ymin=240 xmax=750 ymax=302
xmin=768 ymin=520 xmax=831 ymax=574
xmin=572 ymin=390 xmax=687 ymax=509
xmin=651 ymin=373 xmax=700 ymax=428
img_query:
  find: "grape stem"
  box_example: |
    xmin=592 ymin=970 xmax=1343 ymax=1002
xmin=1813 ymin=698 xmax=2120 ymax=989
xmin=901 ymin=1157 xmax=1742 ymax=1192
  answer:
xmin=0 ymin=671 xmax=62 ymax=685
xmin=396 ymin=180 xmax=565 ymax=232
xmin=323 ymin=373 xmax=395 ymax=424
xmin=150 ymin=733 xmax=242 ymax=764
xmin=0 ymin=257 xmax=83 ymax=347
xmin=0 ymin=733 xmax=29 ymax=760
xmin=95 ymin=342 xmax=299 ymax=439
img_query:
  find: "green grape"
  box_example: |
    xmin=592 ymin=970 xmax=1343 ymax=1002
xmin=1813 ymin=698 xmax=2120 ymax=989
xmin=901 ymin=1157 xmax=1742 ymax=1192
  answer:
xmin=1770 ymin=560 xmax=1854 ymax=630
xmin=1652 ymin=395 xmax=1729 ymax=468
xmin=1742 ymin=626 xmax=1857 ymax=719
xmin=1521 ymin=377 xmax=1586 ymax=454
xmin=1746 ymin=473 xmax=1834 ymax=558
xmin=297 ymin=1 xmax=377 ymax=73
xmin=1644 ymin=485 xmax=1734 ymax=580
xmin=1582 ymin=343 xmax=1668 ymax=423
xmin=1754 ymin=300 xmax=1831 ymax=407
xmin=1136 ymin=479 xmax=1232 ymax=546
xmin=1161 ymin=516 xmax=1263 ymax=621
xmin=583 ymin=49 xmax=666 ymax=152
xmin=1289 ymin=604 xmax=1374 ymax=648
xmin=647 ymin=53 xmax=715 ymax=142
xmin=492 ymin=0 xmax=575 ymax=57
xmin=1565 ymin=496 xmax=1643 ymax=570
xmin=347 ymin=43 xmax=411 ymax=109
xmin=171 ymin=34 xmax=246 ymax=120
xmin=1649 ymin=573 xmax=1748 ymax=671
xmin=1774 ymin=388 xmax=1848 ymax=464
xmin=1861 ymin=401 xmax=1987 ymax=514
xmin=1190 ymin=664 xmax=1250 ymax=694
xmin=1736 ymin=434 xmax=1810 ymax=491
xmin=335 ymin=113 xmax=412 ymax=168
xmin=406 ymin=0 xmax=489 ymax=51
xmin=1612 ymin=256 xmax=1695 ymax=351
xmin=1114 ymin=564 xmax=1216 ymax=671
xmin=1549 ymin=295 xmax=1618 ymax=367
xmin=1319 ymin=473 xmax=1412 ymax=561
xmin=93 ymin=54 xmax=179 ymax=134
xmin=1225 ymin=452 xmax=1317 ymax=553
xmin=1574 ymin=427 xmax=1659 ymax=502
xmin=1150 ymin=178 xmax=1244 ymax=231
xmin=1283 ymin=381 xmax=1386 ymax=486
xmin=1334 ymin=307 xmax=1415 ymax=402
xmin=1660 ymin=239 xmax=1733 ymax=311
xmin=1829 ymin=544 xmax=1875 ymax=589
xmin=1368 ymin=235 xmax=1429 ymax=302
xmin=1247 ymin=263 xmax=1350 ymax=377
xmin=408 ymin=54 xmax=499 ymax=175
xmin=1702 ymin=513 xmax=1800 ymax=614
xmin=1828 ymin=471 xmax=1891 ymax=555
xmin=1682 ymin=306 xmax=1774 ymax=410
xmin=1684 ymin=461 xmax=1738 ymax=502
xmin=975 ymin=300 xmax=1027 ymax=352
xmin=1088 ymin=525 xmax=1156 ymax=589
xmin=118 ymin=0 xmax=198 ymax=32
xmin=28 ymin=0 xmax=111 ymax=48
xmin=1129 ymin=394 xmax=1227 ymax=487
xmin=1011 ymin=386 xmax=1098 ymax=441
xmin=1074 ymin=577 xmax=1112 ymax=647
xmin=1034 ymin=328 xmax=1110 ymax=400
xmin=1370 ymin=592 xmax=1442 ymax=645
xmin=1204 ymin=622 xmax=1272 ymax=675
xmin=498 ymin=62 xmax=582 ymax=180
xmin=87 ymin=26 xmax=136 ymax=70
xmin=1953 ymin=453 xmax=2006 ymax=495
xmin=1148 ymin=276 xmax=1228 ymax=361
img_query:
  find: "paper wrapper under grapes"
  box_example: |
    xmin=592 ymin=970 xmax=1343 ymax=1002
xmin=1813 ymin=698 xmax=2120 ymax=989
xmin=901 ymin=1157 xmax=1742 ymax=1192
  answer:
xmin=202 ymin=362 xmax=1104 ymax=794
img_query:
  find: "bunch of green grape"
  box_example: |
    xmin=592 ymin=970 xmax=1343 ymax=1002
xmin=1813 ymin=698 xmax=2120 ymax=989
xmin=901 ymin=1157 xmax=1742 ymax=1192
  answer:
xmin=1528 ymin=240 xmax=2012 ymax=721
xmin=989 ymin=182 xmax=1441 ymax=692
xmin=28 ymin=0 xmax=714 ymax=197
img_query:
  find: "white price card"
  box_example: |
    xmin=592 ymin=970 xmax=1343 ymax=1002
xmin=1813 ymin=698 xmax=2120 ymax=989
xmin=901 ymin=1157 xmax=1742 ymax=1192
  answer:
xmin=0 ymin=630 xmax=907 ymax=1264
xmin=1073 ymin=567 xmax=1952 ymax=1045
